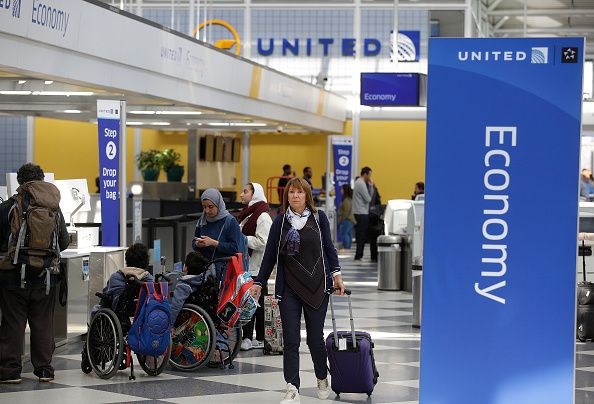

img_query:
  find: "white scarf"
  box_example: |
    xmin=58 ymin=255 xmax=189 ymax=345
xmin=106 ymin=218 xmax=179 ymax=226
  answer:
xmin=286 ymin=207 xmax=311 ymax=231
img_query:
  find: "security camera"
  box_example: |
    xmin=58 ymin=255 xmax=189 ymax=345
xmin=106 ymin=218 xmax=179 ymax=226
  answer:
xmin=276 ymin=125 xmax=284 ymax=133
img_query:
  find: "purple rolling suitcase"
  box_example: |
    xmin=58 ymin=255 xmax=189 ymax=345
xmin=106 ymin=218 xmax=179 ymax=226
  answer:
xmin=325 ymin=290 xmax=379 ymax=397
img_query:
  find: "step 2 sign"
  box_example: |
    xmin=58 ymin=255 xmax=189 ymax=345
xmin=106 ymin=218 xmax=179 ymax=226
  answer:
xmin=97 ymin=100 xmax=121 ymax=246
xmin=421 ymin=38 xmax=584 ymax=404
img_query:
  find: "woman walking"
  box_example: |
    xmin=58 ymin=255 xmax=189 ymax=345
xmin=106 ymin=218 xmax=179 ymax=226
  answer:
xmin=237 ymin=183 xmax=272 ymax=351
xmin=250 ymin=178 xmax=346 ymax=403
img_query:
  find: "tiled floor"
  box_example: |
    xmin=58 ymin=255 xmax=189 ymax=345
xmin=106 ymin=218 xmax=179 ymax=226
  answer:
xmin=2 ymin=252 xmax=594 ymax=403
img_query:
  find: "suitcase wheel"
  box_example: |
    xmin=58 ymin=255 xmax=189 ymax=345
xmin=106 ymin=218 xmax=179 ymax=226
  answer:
xmin=333 ymin=390 xmax=340 ymax=397
xmin=367 ymin=392 xmax=373 ymax=397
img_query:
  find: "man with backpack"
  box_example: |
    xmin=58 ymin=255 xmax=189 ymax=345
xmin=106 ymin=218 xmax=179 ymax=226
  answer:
xmin=0 ymin=163 xmax=69 ymax=384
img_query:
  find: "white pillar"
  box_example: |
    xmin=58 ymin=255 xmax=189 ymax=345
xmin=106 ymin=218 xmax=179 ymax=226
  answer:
xmin=244 ymin=0 xmax=252 ymax=58
xmin=134 ymin=128 xmax=142 ymax=181
xmin=119 ymin=101 xmax=127 ymax=247
xmin=352 ymin=0 xmax=362 ymax=180
xmin=189 ymin=0 xmax=195 ymax=37
xmin=241 ymin=131 xmax=250 ymax=187
xmin=464 ymin=0 xmax=473 ymax=37
xmin=26 ymin=116 xmax=34 ymax=162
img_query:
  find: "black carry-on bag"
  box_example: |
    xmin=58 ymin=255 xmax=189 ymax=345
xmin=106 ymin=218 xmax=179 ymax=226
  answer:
xmin=577 ymin=240 xmax=594 ymax=341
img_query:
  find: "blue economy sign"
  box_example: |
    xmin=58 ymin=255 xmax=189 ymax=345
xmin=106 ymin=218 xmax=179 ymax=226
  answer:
xmin=420 ymin=38 xmax=584 ymax=404
xmin=360 ymin=73 xmax=420 ymax=106
xmin=97 ymin=100 xmax=121 ymax=247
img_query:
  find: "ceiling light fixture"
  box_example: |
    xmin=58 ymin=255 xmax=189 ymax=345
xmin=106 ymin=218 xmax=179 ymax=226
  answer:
xmin=230 ymin=122 xmax=267 ymax=127
xmin=208 ymin=122 xmax=231 ymax=126
xmin=63 ymin=110 xmax=82 ymax=114
xmin=127 ymin=121 xmax=170 ymax=126
xmin=18 ymin=80 xmax=27 ymax=84
xmin=129 ymin=110 xmax=156 ymax=115
xmin=31 ymin=91 xmax=94 ymax=96
xmin=44 ymin=80 xmax=54 ymax=85
xmin=0 ymin=90 xmax=32 ymax=95
xmin=157 ymin=111 xmax=203 ymax=115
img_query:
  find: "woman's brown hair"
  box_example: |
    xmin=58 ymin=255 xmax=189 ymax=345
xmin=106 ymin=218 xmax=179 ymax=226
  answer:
xmin=282 ymin=177 xmax=317 ymax=213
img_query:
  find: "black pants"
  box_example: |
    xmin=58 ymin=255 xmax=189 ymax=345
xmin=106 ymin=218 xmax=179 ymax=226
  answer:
xmin=0 ymin=287 xmax=57 ymax=378
xmin=279 ymin=285 xmax=329 ymax=390
xmin=242 ymin=283 xmax=267 ymax=341
xmin=354 ymin=214 xmax=370 ymax=260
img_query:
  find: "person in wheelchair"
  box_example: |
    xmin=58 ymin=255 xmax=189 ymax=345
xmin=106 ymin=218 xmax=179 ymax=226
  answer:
xmin=169 ymin=251 xmax=212 ymax=321
xmin=89 ymin=243 xmax=153 ymax=319
xmin=83 ymin=243 xmax=170 ymax=380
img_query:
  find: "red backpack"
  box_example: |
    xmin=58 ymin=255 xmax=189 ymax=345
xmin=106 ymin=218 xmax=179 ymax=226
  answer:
xmin=216 ymin=253 xmax=256 ymax=327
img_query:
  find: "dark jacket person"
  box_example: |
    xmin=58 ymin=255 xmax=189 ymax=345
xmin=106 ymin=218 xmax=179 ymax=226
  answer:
xmin=250 ymin=177 xmax=346 ymax=403
xmin=0 ymin=163 xmax=69 ymax=384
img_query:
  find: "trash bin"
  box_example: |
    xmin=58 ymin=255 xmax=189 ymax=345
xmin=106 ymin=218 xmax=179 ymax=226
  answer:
xmin=377 ymin=235 xmax=402 ymax=291
xmin=401 ymin=236 xmax=413 ymax=292
xmin=412 ymin=262 xmax=423 ymax=328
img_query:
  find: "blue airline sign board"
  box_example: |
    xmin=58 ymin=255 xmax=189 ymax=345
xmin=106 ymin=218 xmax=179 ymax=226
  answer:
xmin=97 ymin=100 xmax=121 ymax=247
xmin=332 ymin=136 xmax=353 ymax=208
xmin=360 ymin=73 xmax=420 ymax=106
xmin=420 ymin=38 xmax=584 ymax=403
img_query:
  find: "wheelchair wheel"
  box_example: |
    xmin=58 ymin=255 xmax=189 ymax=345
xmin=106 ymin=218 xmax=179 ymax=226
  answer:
xmin=87 ymin=308 xmax=124 ymax=379
xmin=137 ymin=337 xmax=172 ymax=376
xmin=169 ymin=304 xmax=217 ymax=371
xmin=209 ymin=324 xmax=242 ymax=368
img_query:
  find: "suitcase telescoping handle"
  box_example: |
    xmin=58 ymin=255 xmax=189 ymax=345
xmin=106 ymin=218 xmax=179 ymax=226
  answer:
xmin=329 ymin=288 xmax=356 ymax=349
xmin=582 ymin=240 xmax=586 ymax=283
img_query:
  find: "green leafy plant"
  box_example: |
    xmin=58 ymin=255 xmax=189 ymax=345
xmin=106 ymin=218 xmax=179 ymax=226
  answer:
xmin=136 ymin=149 xmax=162 ymax=171
xmin=159 ymin=148 xmax=182 ymax=171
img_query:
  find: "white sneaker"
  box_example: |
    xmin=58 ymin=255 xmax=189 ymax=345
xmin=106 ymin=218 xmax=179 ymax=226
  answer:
xmin=316 ymin=378 xmax=330 ymax=400
xmin=240 ymin=338 xmax=253 ymax=351
xmin=252 ymin=339 xmax=264 ymax=349
xmin=280 ymin=383 xmax=300 ymax=403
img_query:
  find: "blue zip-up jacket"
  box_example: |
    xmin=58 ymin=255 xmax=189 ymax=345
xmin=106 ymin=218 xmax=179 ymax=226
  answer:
xmin=169 ymin=272 xmax=211 ymax=321
xmin=253 ymin=209 xmax=340 ymax=301
xmin=192 ymin=215 xmax=242 ymax=280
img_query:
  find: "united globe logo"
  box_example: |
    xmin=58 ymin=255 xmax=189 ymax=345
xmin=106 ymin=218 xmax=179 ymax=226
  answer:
xmin=531 ymin=47 xmax=548 ymax=64
xmin=397 ymin=32 xmax=417 ymax=62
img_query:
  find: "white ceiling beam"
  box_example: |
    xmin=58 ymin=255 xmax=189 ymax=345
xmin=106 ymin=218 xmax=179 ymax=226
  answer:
xmin=487 ymin=0 xmax=503 ymax=12
xmin=489 ymin=8 xmax=594 ymax=17
xmin=494 ymin=27 xmax=594 ymax=34
xmin=135 ymin=1 xmax=466 ymax=9
xmin=493 ymin=15 xmax=508 ymax=30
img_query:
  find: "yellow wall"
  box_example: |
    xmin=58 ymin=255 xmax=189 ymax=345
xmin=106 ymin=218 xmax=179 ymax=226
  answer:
xmin=344 ymin=120 xmax=426 ymax=201
xmin=140 ymin=130 xmax=188 ymax=183
xmin=33 ymin=118 xmax=426 ymax=203
xmin=34 ymin=118 xmax=189 ymax=191
xmin=248 ymin=132 xmax=329 ymax=204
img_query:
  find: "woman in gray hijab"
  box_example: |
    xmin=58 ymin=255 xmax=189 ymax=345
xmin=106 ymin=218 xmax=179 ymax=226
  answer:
xmin=192 ymin=188 xmax=243 ymax=280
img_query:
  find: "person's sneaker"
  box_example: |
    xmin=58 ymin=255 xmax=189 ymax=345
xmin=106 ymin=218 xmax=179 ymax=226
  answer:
xmin=0 ymin=375 xmax=21 ymax=384
xmin=280 ymin=383 xmax=300 ymax=403
xmin=240 ymin=338 xmax=253 ymax=351
xmin=251 ymin=339 xmax=264 ymax=349
xmin=35 ymin=369 xmax=54 ymax=382
xmin=316 ymin=378 xmax=330 ymax=399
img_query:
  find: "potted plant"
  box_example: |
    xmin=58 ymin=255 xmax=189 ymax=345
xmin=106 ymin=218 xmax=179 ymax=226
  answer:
xmin=159 ymin=148 xmax=184 ymax=182
xmin=136 ymin=149 xmax=161 ymax=181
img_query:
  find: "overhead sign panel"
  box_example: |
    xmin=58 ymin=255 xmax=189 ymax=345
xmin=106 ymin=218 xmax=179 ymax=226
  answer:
xmin=360 ymin=73 xmax=424 ymax=106
xmin=421 ymin=37 xmax=584 ymax=404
